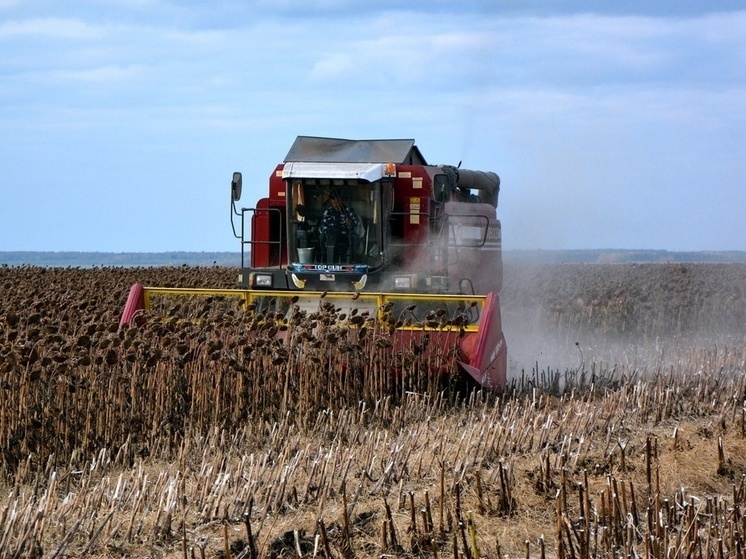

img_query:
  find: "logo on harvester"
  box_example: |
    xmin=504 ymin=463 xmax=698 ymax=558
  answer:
xmin=288 ymin=263 xmax=369 ymax=275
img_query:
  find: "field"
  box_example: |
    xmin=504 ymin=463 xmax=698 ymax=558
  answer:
xmin=1 ymin=263 xmax=746 ymax=558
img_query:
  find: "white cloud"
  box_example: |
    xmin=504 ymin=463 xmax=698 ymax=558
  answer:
xmin=0 ymin=17 xmax=102 ymax=39
xmin=87 ymin=0 xmax=157 ymax=7
xmin=293 ymin=9 xmax=746 ymax=97
xmin=308 ymin=52 xmax=355 ymax=81
xmin=49 ymin=64 xmax=146 ymax=83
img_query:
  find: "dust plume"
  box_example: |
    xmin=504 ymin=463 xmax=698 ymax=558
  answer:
xmin=500 ymin=262 xmax=746 ymax=380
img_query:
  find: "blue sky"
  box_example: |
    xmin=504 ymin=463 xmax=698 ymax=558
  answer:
xmin=1 ymin=1 xmax=744 ymax=253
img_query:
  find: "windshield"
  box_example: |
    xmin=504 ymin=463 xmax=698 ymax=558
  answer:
xmin=288 ymin=179 xmax=383 ymax=268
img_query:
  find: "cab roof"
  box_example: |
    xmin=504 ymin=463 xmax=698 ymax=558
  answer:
xmin=284 ymin=136 xmax=428 ymax=165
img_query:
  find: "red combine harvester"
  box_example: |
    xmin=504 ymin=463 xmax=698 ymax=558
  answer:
xmin=121 ymin=136 xmax=507 ymax=391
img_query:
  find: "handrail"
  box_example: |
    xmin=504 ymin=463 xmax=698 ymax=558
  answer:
xmin=446 ymin=214 xmax=491 ymax=248
xmin=238 ymin=207 xmax=284 ymax=268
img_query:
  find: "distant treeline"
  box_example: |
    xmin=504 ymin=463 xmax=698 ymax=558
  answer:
xmin=1 ymin=249 xmax=745 ymax=267
xmin=0 ymin=252 xmax=240 ymax=267
xmin=504 ymin=249 xmax=746 ymax=264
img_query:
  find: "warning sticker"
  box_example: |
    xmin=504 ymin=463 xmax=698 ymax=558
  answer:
xmin=409 ymin=198 xmax=420 ymax=224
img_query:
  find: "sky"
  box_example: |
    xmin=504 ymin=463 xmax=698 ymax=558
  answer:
xmin=1 ymin=0 xmax=745 ymax=253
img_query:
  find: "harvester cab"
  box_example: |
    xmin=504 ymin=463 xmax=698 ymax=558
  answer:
xmin=231 ymin=136 xmax=503 ymax=296
xmin=122 ymin=136 xmax=508 ymax=392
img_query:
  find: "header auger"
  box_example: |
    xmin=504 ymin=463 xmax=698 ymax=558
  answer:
xmin=121 ymin=136 xmax=507 ymax=392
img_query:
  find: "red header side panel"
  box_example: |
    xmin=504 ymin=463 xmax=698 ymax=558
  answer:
xmin=458 ymin=292 xmax=507 ymax=392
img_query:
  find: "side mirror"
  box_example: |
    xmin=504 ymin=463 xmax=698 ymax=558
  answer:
xmin=231 ymin=172 xmax=242 ymax=201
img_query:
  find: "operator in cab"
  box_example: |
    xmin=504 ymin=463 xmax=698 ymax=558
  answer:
xmin=318 ymin=189 xmax=363 ymax=263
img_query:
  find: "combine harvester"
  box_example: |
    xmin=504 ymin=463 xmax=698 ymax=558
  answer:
xmin=121 ymin=136 xmax=507 ymax=391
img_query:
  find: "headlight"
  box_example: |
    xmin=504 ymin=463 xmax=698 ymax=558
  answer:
xmin=251 ymin=273 xmax=273 ymax=288
xmin=425 ymin=276 xmax=449 ymax=290
xmin=393 ymin=276 xmax=414 ymax=289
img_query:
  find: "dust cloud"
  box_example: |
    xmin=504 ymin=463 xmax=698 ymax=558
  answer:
xmin=500 ymin=262 xmax=746 ymax=382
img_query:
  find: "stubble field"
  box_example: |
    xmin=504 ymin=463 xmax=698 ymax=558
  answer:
xmin=1 ymin=263 xmax=745 ymax=558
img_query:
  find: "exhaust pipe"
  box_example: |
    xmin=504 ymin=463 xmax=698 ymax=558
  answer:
xmin=455 ymin=169 xmax=500 ymax=207
xmin=442 ymin=166 xmax=500 ymax=207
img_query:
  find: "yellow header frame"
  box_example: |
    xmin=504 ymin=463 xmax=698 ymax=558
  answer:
xmin=140 ymin=287 xmax=485 ymax=332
